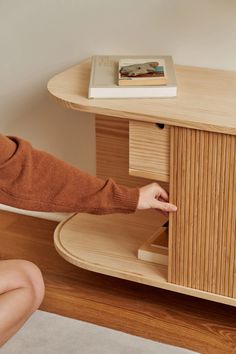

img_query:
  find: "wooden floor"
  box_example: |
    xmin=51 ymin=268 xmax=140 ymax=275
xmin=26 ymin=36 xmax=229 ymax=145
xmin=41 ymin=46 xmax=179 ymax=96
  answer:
xmin=0 ymin=210 xmax=236 ymax=354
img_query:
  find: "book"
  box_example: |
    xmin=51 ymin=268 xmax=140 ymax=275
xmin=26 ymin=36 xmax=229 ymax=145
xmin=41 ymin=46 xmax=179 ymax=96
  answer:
xmin=88 ymin=55 xmax=177 ymax=99
xmin=118 ymin=58 xmax=167 ymax=86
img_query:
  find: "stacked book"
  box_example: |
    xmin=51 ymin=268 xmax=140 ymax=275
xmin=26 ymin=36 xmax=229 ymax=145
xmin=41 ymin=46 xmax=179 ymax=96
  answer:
xmin=88 ymin=55 xmax=177 ymax=99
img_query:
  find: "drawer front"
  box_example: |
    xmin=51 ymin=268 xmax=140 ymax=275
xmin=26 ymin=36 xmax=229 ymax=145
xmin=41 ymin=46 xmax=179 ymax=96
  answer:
xmin=129 ymin=121 xmax=170 ymax=182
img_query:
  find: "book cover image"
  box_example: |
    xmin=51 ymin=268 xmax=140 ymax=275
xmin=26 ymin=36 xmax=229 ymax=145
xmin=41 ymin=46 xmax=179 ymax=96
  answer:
xmin=118 ymin=58 xmax=167 ymax=86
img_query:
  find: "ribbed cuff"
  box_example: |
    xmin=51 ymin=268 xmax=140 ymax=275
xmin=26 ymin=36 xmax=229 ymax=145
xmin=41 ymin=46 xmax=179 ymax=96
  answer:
xmin=111 ymin=181 xmax=140 ymax=213
xmin=125 ymin=186 xmax=140 ymax=212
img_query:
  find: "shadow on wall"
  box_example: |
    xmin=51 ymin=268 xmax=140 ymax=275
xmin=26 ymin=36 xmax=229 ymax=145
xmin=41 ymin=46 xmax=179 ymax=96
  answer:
xmin=0 ymin=84 xmax=96 ymax=173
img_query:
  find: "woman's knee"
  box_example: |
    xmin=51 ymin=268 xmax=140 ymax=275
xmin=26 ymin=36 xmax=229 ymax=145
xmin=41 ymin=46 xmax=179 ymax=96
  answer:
xmin=16 ymin=260 xmax=45 ymax=310
xmin=0 ymin=259 xmax=45 ymax=311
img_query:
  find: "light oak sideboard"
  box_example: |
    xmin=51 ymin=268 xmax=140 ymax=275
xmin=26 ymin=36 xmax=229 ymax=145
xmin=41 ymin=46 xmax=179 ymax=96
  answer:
xmin=48 ymin=58 xmax=236 ymax=306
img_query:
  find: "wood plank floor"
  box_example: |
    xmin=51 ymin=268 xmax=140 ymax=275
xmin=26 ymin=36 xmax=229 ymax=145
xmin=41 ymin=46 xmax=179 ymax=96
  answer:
xmin=0 ymin=210 xmax=236 ymax=354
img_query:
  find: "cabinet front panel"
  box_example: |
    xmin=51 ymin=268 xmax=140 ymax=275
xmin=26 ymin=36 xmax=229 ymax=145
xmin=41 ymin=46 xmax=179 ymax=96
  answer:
xmin=168 ymin=126 xmax=236 ymax=298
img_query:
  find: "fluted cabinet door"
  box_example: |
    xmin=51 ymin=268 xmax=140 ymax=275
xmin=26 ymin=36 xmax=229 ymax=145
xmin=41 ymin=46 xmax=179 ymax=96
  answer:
xmin=168 ymin=126 xmax=236 ymax=298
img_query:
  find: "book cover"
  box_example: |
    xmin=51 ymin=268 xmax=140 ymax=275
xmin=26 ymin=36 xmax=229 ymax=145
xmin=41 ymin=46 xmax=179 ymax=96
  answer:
xmin=88 ymin=55 xmax=177 ymax=99
xmin=118 ymin=58 xmax=167 ymax=86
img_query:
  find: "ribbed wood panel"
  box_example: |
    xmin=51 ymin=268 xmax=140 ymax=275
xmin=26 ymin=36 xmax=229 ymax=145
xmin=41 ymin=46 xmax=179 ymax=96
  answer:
xmin=168 ymin=126 xmax=236 ymax=297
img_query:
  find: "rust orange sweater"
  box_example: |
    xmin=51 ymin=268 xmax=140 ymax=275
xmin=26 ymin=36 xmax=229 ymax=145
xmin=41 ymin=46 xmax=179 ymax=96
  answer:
xmin=0 ymin=134 xmax=140 ymax=214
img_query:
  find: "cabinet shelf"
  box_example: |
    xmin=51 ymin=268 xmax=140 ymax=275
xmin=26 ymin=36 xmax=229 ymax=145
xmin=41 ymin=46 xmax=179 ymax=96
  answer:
xmin=54 ymin=210 xmax=168 ymax=287
xmin=54 ymin=211 xmax=236 ymax=307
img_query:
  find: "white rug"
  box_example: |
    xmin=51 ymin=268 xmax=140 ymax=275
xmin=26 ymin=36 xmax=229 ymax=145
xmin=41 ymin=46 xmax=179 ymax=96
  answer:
xmin=0 ymin=310 xmax=198 ymax=354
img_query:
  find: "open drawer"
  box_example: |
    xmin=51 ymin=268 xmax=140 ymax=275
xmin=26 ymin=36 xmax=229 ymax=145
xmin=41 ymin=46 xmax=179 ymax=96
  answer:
xmin=129 ymin=120 xmax=170 ymax=182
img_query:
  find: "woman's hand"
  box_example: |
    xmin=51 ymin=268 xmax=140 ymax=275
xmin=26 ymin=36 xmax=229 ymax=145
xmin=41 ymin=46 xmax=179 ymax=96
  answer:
xmin=137 ymin=182 xmax=177 ymax=215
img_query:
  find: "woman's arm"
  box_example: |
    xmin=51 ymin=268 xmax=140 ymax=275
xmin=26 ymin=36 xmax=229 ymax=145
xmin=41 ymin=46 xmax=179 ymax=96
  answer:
xmin=0 ymin=134 xmax=139 ymax=214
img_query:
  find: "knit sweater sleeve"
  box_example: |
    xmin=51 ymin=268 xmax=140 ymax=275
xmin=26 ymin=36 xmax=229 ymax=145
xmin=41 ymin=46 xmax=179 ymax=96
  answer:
xmin=0 ymin=134 xmax=140 ymax=214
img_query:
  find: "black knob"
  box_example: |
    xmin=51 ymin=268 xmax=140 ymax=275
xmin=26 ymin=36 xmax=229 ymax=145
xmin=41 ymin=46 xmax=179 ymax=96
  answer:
xmin=155 ymin=123 xmax=165 ymax=129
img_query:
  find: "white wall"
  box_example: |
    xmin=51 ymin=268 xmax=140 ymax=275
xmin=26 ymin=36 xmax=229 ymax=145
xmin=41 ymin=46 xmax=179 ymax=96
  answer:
xmin=0 ymin=0 xmax=235 ymax=221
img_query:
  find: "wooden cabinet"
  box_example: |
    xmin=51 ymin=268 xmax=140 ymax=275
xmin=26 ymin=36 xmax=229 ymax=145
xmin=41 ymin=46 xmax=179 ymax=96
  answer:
xmin=48 ymin=58 xmax=236 ymax=307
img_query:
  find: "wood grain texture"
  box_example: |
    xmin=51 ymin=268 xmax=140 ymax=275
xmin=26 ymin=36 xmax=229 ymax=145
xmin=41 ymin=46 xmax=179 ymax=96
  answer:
xmin=53 ymin=115 xmax=236 ymax=306
xmin=1 ymin=210 xmax=236 ymax=354
xmin=54 ymin=210 xmax=236 ymax=306
xmin=129 ymin=120 xmax=169 ymax=182
xmin=168 ymin=126 xmax=236 ymax=298
xmin=54 ymin=211 xmax=168 ymax=285
xmin=137 ymin=227 xmax=168 ymax=265
xmin=47 ymin=58 xmax=236 ymax=135
xmin=95 ymin=115 xmax=168 ymax=190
